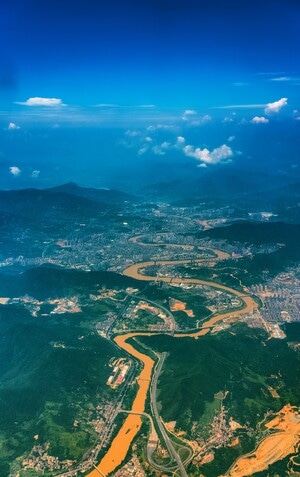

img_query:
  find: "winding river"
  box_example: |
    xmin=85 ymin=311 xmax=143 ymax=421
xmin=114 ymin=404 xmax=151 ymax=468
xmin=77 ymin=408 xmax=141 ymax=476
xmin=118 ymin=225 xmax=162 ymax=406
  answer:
xmin=86 ymin=248 xmax=258 ymax=477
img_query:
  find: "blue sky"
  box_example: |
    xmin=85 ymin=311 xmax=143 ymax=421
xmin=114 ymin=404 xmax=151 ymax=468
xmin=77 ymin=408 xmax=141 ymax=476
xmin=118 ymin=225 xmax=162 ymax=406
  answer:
xmin=1 ymin=0 xmax=300 ymax=189
xmin=1 ymin=0 xmax=300 ymax=114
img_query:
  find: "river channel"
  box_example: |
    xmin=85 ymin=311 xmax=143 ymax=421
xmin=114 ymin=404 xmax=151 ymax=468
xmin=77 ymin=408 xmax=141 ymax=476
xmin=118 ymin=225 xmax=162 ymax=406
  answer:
xmin=86 ymin=250 xmax=257 ymax=477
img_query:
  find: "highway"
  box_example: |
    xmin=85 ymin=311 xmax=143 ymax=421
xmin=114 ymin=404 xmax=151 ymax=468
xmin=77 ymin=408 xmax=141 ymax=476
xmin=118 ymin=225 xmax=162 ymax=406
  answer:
xmin=119 ymin=353 xmax=191 ymax=476
xmin=150 ymin=352 xmax=189 ymax=477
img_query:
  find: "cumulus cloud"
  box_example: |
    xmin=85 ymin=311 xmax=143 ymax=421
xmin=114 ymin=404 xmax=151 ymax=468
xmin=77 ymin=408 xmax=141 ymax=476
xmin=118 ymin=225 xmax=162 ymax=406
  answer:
xmin=146 ymin=123 xmax=175 ymax=131
xmin=222 ymin=116 xmax=234 ymax=123
xmin=293 ymin=110 xmax=300 ymax=121
xmin=182 ymin=109 xmax=197 ymax=120
xmin=31 ymin=170 xmax=40 ymax=178
xmin=138 ymin=146 xmax=148 ymax=156
xmin=15 ymin=97 xmax=64 ymax=107
xmin=228 ymin=135 xmax=235 ymax=142
xmin=125 ymin=129 xmax=140 ymax=137
xmin=265 ymin=97 xmax=288 ymax=114
xmin=161 ymin=141 xmax=170 ymax=149
xmin=251 ymin=116 xmax=269 ymax=124
xmin=152 ymin=141 xmax=171 ymax=155
xmin=176 ymin=136 xmax=185 ymax=145
xmin=190 ymin=114 xmax=212 ymax=126
xmin=183 ymin=109 xmax=197 ymax=116
xmin=183 ymin=144 xmax=233 ymax=165
xmin=8 ymin=122 xmax=20 ymax=130
xmin=9 ymin=166 xmax=21 ymax=176
xmin=182 ymin=110 xmax=212 ymax=125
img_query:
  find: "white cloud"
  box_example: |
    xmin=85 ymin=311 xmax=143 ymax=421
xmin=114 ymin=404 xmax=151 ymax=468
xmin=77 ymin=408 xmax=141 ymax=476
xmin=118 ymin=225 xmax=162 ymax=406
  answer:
xmin=15 ymin=97 xmax=64 ymax=107
xmin=183 ymin=144 xmax=233 ymax=165
xmin=183 ymin=109 xmax=197 ymax=116
xmin=8 ymin=122 xmax=20 ymax=130
xmin=182 ymin=109 xmax=197 ymax=120
xmin=138 ymin=104 xmax=155 ymax=108
xmin=265 ymin=97 xmax=288 ymax=114
xmin=190 ymin=114 xmax=212 ymax=126
xmin=152 ymin=146 xmax=165 ymax=155
xmin=176 ymin=136 xmax=185 ymax=145
xmin=182 ymin=110 xmax=212 ymax=125
xmin=228 ymin=135 xmax=235 ymax=142
xmin=222 ymin=116 xmax=234 ymax=123
xmin=125 ymin=129 xmax=140 ymax=137
xmin=95 ymin=103 xmax=120 ymax=107
xmin=31 ymin=170 xmax=40 ymax=178
xmin=216 ymin=103 xmax=265 ymax=110
xmin=146 ymin=123 xmax=175 ymax=131
xmin=152 ymin=141 xmax=171 ymax=155
xmin=293 ymin=110 xmax=300 ymax=121
xmin=138 ymin=146 xmax=148 ymax=156
xmin=251 ymin=116 xmax=269 ymax=124
xmin=270 ymin=76 xmax=291 ymax=82
xmin=9 ymin=166 xmax=21 ymax=176
xmin=161 ymin=141 xmax=170 ymax=149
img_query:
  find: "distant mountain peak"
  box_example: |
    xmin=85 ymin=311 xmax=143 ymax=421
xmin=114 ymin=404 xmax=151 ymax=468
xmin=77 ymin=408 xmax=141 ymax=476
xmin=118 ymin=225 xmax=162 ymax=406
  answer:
xmin=46 ymin=182 xmax=134 ymax=203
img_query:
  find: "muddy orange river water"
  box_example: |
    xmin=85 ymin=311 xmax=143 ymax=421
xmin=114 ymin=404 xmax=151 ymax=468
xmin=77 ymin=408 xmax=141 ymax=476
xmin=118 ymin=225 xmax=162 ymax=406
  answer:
xmin=87 ymin=253 xmax=258 ymax=477
xmin=87 ymin=333 xmax=154 ymax=477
